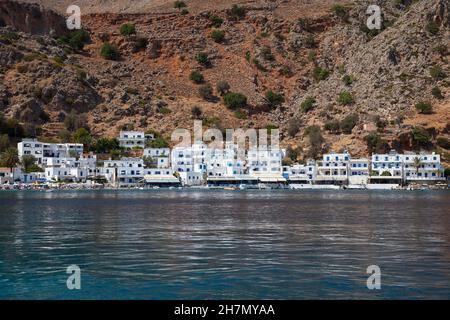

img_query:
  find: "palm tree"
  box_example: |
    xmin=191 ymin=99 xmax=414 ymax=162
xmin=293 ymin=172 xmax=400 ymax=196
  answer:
xmin=413 ymin=156 xmax=422 ymax=177
xmin=0 ymin=148 xmax=19 ymax=181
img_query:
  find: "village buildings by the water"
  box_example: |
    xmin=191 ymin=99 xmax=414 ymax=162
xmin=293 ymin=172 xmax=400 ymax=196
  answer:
xmin=0 ymin=130 xmax=447 ymax=190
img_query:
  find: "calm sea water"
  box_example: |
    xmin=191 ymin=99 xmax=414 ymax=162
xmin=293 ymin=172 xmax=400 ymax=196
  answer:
xmin=0 ymin=190 xmax=449 ymax=299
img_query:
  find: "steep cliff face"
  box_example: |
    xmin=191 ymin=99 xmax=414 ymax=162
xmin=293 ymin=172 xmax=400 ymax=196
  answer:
xmin=0 ymin=0 xmax=449 ymax=163
xmin=0 ymin=0 xmax=67 ymax=35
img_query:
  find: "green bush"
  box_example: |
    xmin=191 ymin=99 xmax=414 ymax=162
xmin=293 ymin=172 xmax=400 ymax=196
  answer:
xmin=68 ymin=29 xmax=90 ymax=50
xmin=287 ymin=119 xmax=301 ymax=137
xmin=300 ymin=97 xmax=316 ymax=112
xmin=253 ymin=58 xmax=267 ymax=72
xmin=432 ymin=87 xmax=443 ymax=99
xmin=134 ymin=37 xmax=148 ymax=51
xmin=92 ymin=138 xmax=120 ymax=153
xmin=426 ymin=21 xmax=439 ymax=35
xmin=375 ymin=116 xmax=388 ymax=130
xmin=223 ymin=92 xmax=247 ymax=109
xmin=304 ymin=35 xmax=316 ymax=48
xmin=198 ymin=83 xmax=213 ymax=100
xmin=0 ymin=134 xmax=9 ymax=152
xmin=305 ymin=125 xmax=324 ymax=159
xmin=337 ymin=91 xmax=354 ymax=105
xmin=100 ymin=42 xmax=120 ymax=60
xmin=234 ymin=110 xmax=247 ymax=120
xmin=324 ymin=120 xmax=340 ymax=133
xmin=73 ymin=128 xmax=92 ymax=146
xmin=209 ymin=15 xmax=224 ymax=28
xmin=445 ymin=168 xmax=450 ymax=178
xmin=365 ymin=133 xmax=390 ymax=154
xmin=191 ymin=106 xmax=202 ymax=119
xmin=415 ymin=101 xmax=433 ymax=114
xmin=0 ymin=31 xmax=19 ymax=44
xmin=312 ymin=66 xmax=329 ymax=81
xmin=411 ymin=127 xmax=431 ymax=145
xmin=279 ymin=65 xmax=292 ymax=77
xmin=331 ymin=5 xmax=348 ymax=20
xmin=430 ymin=65 xmax=446 ymax=80
xmin=433 ymin=44 xmax=448 ymax=56
xmin=189 ymin=70 xmax=204 ymax=84
xmin=211 ymin=30 xmax=225 ymax=43
xmin=437 ymin=137 xmax=450 ymax=149
xmin=340 ymin=113 xmax=358 ymax=134
xmin=196 ymin=52 xmax=209 ymax=66
xmin=342 ymin=74 xmax=354 ymax=85
xmin=229 ymin=4 xmax=246 ymax=20
xmin=120 ymin=23 xmax=136 ymax=36
xmin=260 ymin=46 xmax=274 ymax=61
xmin=265 ymin=90 xmax=284 ymax=107
xmin=174 ymin=1 xmax=187 ymax=9
xmin=216 ymin=81 xmax=230 ymax=95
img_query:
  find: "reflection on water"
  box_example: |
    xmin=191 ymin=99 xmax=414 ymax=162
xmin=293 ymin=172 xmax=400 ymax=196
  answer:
xmin=0 ymin=190 xmax=449 ymax=299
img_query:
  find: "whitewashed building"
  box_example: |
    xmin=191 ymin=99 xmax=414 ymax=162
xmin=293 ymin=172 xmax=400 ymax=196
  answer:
xmin=44 ymin=154 xmax=97 ymax=182
xmin=315 ymin=151 xmax=350 ymax=185
xmin=348 ymin=158 xmax=370 ymax=186
xmin=283 ymin=161 xmax=316 ymax=185
xmin=118 ymin=131 xmax=154 ymax=149
xmin=18 ymin=138 xmax=83 ymax=165
xmin=402 ymin=152 xmax=445 ymax=182
xmin=143 ymin=148 xmax=171 ymax=168
xmin=102 ymin=157 xmax=144 ymax=187
xmin=171 ymin=146 xmax=194 ymax=174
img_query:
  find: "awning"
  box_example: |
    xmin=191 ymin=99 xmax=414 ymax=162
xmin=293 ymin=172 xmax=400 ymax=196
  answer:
xmin=255 ymin=175 xmax=287 ymax=183
xmin=143 ymin=175 xmax=180 ymax=184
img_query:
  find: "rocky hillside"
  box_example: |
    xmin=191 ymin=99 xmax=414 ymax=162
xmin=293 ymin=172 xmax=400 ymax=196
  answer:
xmin=0 ymin=0 xmax=449 ymax=164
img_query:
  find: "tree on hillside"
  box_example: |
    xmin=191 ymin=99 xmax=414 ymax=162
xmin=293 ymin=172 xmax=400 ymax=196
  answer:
xmin=21 ymin=155 xmax=37 ymax=173
xmin=223 ymin=92 xmax=247 ymax=109
xmin=0 ymin=148 xmax=19 ymax=180
xmin=120 ymin=23 xmax=136 ymax=36
xmin=174 ymin=1 xmax=187 ymax=10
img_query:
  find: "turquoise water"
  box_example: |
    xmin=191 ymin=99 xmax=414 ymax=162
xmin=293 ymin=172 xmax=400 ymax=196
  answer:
xmin=0 ymin=190 xmax=449 ymax=299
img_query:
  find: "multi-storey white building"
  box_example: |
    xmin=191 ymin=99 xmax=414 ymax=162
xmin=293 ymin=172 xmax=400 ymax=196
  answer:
xmin=247 ymin=147 xmax=284 ymax=175
xmin=18 ymin=138 xmax=83 ymax=165
xmin=402 ymin=152 xmax=445 ymax=182
xmin=283 ymin=161 xmax=316 ymax=184
xmin=44 ymin=154 xmax=97 ymax=182
xmin=207 ymin=143 xmax=245 ymax=178
xmin=171 ymin=146 xmax=194 ymax=174
xmin=118 ymin=131 xmax=154 ymax=149
xmin=315 ymin=151 xmax=350 ymax=185
xmin=143 ymin=148 xmax=171 ymax=168
xmin=102 ymin=157 xmax=144 ymax=187
xmin=348 ymin=158 xmax=370 ymax=186
xmin=371 ymin=150 xmax=403 ymax=177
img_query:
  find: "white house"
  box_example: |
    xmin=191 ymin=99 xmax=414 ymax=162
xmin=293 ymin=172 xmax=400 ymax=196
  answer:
xmin=102 ymin=157 xmax=144 ymax=187
xmin=18 ymin=138 xmax=83 ymax=165
xmin=283 ymin=161 xmax=316 ymax=185
xmin=369 ymin=150 xmax=404 ymax=188
xmin=247 ymin=147 xmax=285 ymax=175
xmin=118 ymin=131 xmax=154 ymax=149
xmin=143 ymin=148 xmax=171 ymax=168
xmin=315 ymin=151 xmax=350 ymax=185
xmin=171 ymin=146 xmax=194 ymax=174
xmin=348 ymin=158 xmax=370 ymax=186
xmin=402 ymin=152 xmax=445 ymax=182
xmin=44 ymin=154 xmax=97 ymax=182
